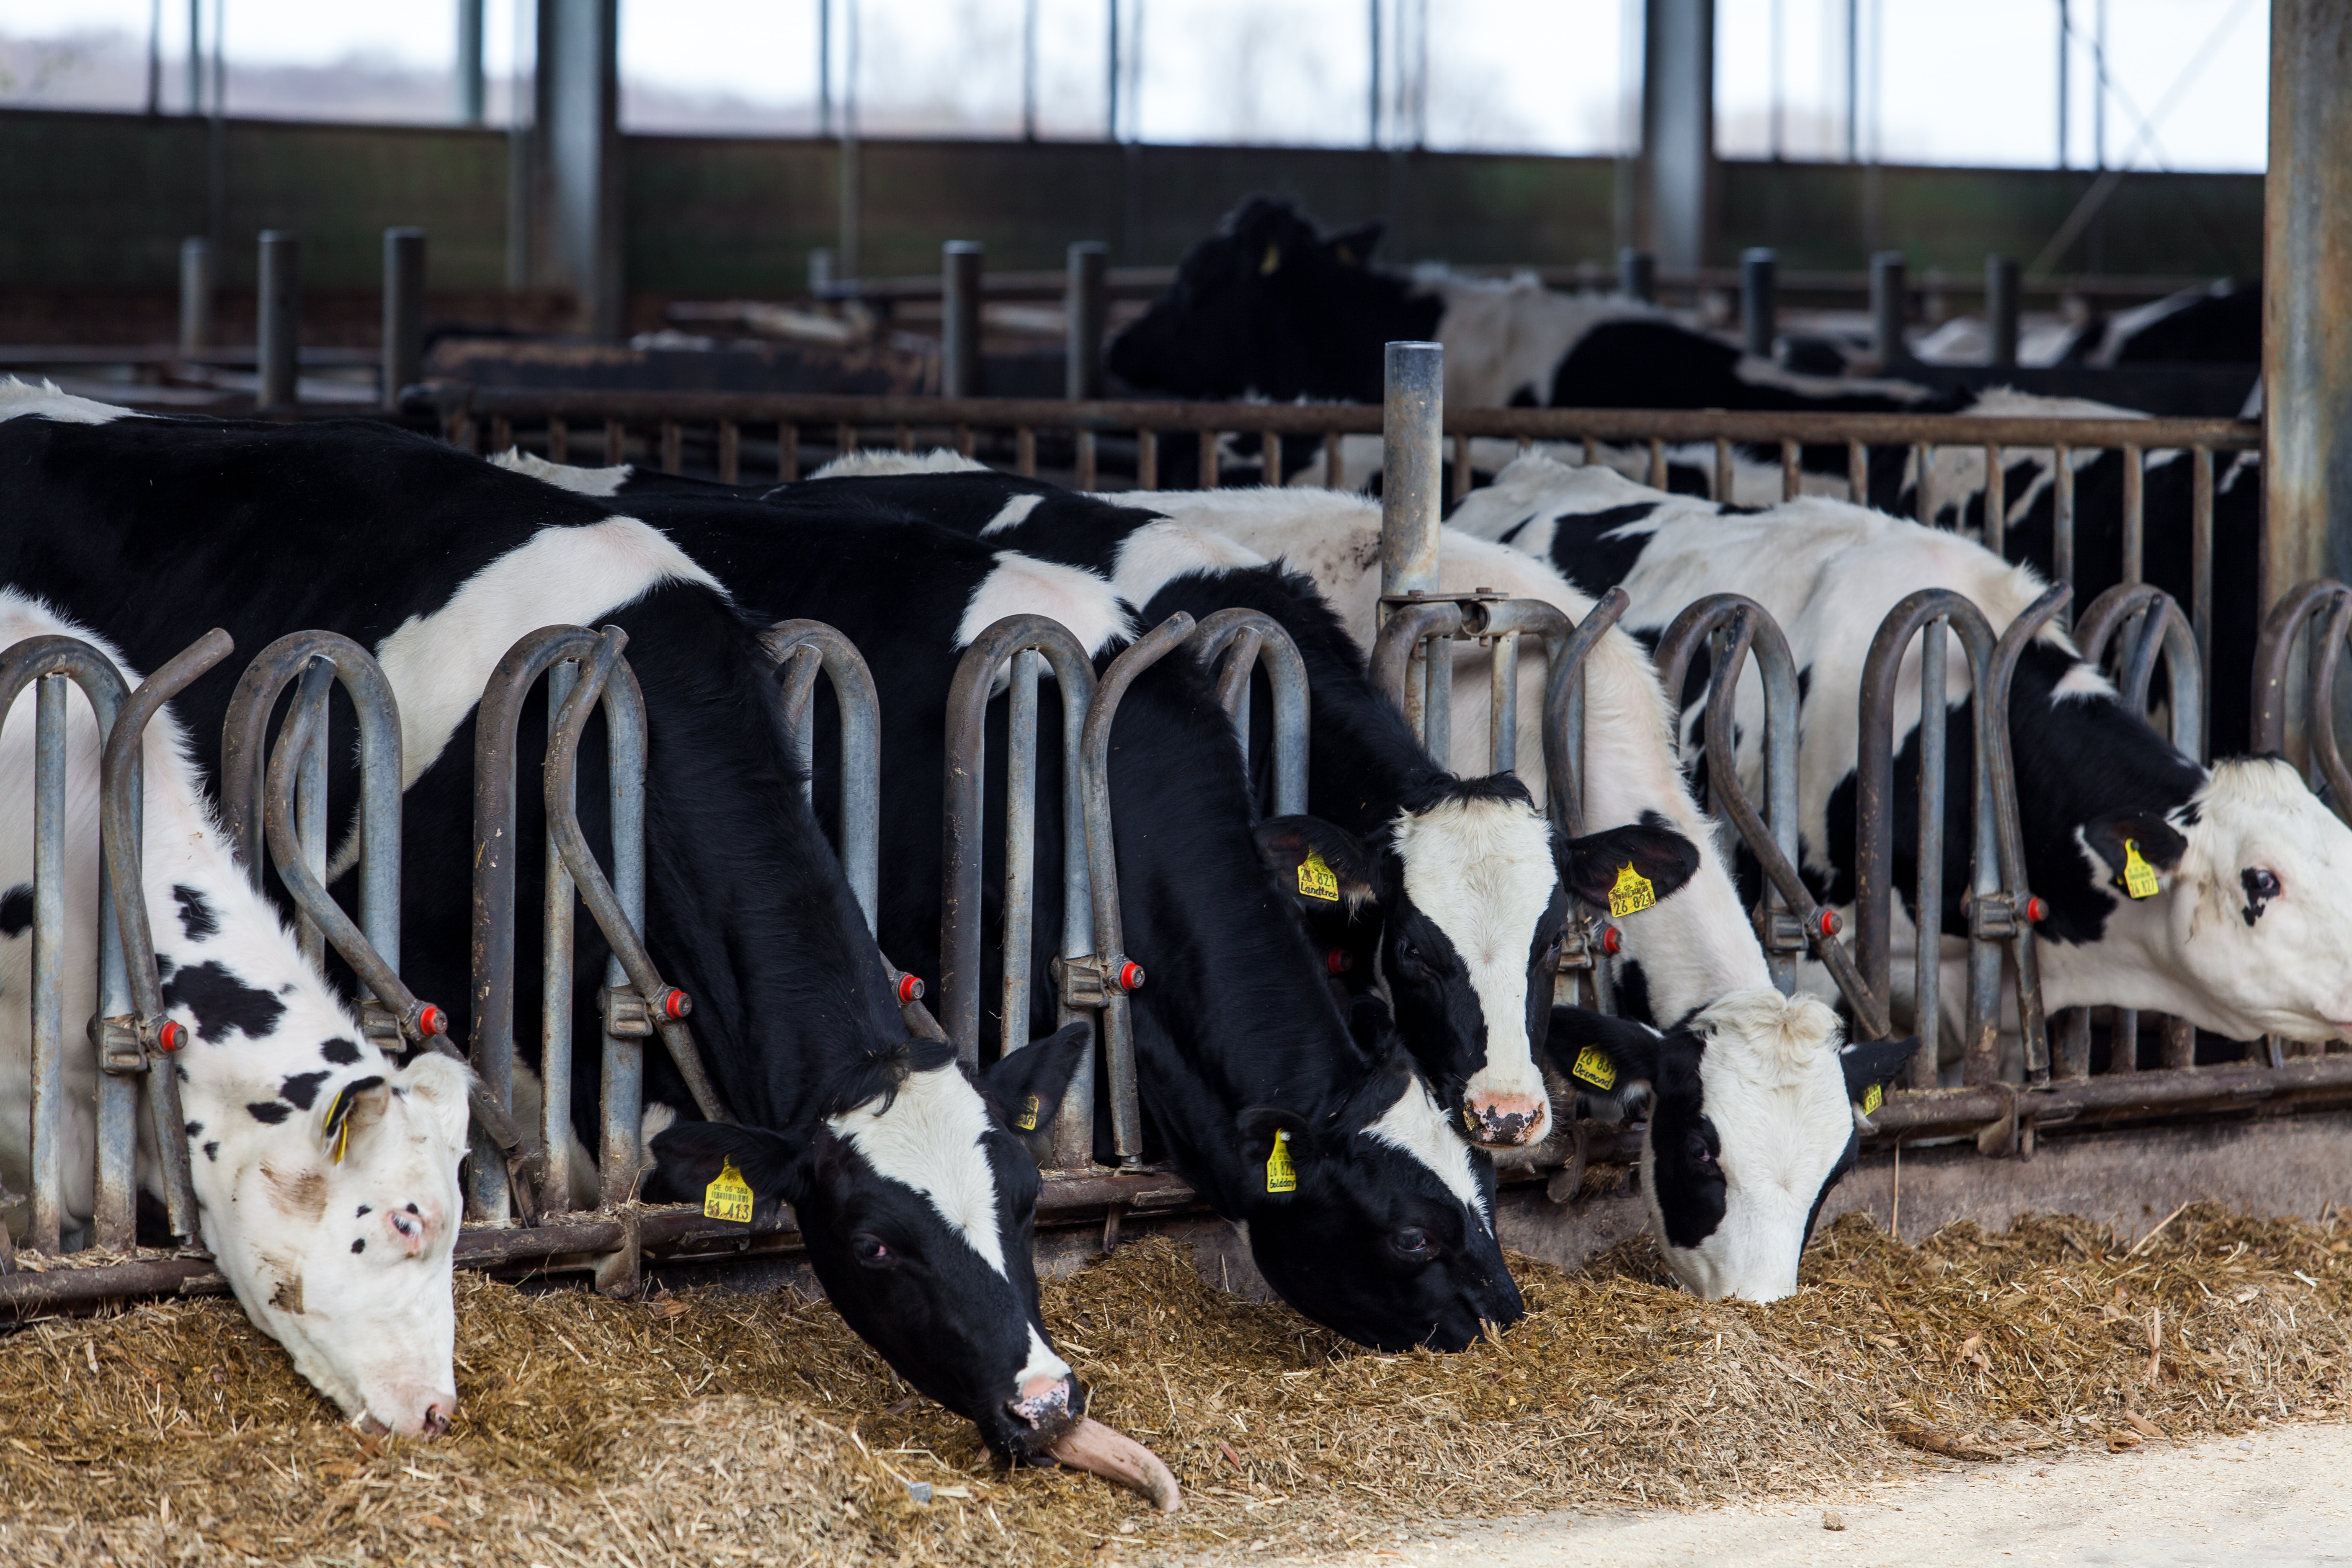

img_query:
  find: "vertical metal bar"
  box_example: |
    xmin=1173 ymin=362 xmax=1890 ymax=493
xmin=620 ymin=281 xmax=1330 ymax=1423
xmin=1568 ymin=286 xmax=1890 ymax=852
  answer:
xmin=1066 ymin=240 xmax=1108 ymax=400
xmin=1983 ymin=444 xmax=2006 ymax=558
xmin=1848 ymin=438 xmax=1868 ymax=501
xmin=2056 ymin=1006 xmax=2091 ymax=1080
xmin=490 ymin=415 xmax=513 ymax=455
xmin=1489 ymin=629 xmax=1518 ymax=774
xmin=780 ymin=422 xmax=799 ymax=482
xmin=1647 ymin=438 xmax=1667 ymax=490
xmin=1424 ymin=629 xmax=1451 ymax=765
xmin=1780 ymin=438 xmax=1799 ymax=502
xmin=1076 ymin=429 xmax=1098 ymax=491
xmin=1002 ymin=650 xmax=1039 ymax=1057
xmin=2192 ymin=445 xmax=2214 ymax=720
xmin=1914 ymin=619 xmax=1947 ymax=1081
xmin=1016 ymin=426 xmax=1037 ymax=477
xmin=1741 ymin=247 xmax=1777 ymax=358
xmin=836 ymin=420 xmax=856 ymax=462
xmin=1380 ymin=341 xmax=1444 ymax=616
xmin=30 ymin=676 xmax=67 ymax=1252
xmin=1986 ymin=254 xmax=2019 ymax=367
xmin=1450 ymin=430 xmax=1470 ymax=503
xmin=942 ymin=240 xmax=983 ymax=398
xmin=1327 ymin=432 xmax=1345 ymax=490
xmin=895 ymin=424 xmax=915 ymax=454
xmin=1271 ymin=431 xmax=1289 ymax=492
xmin=604 ymin=419 xmax=625 ymax=466
xmin=955 ymin=423 xmax=975 ymax=459
xmin=1199 ymin=431 xmax=1220 ymax=488
xmin=91 ymin=688 xmax=138 ymax=1254
xmin=1618 ymin=247 xmax=1656 ymax=302
xmin=600 ymin=665 xmax=650 ymax=1205
xmin=540 ymin=660 xmax=578 ymax=1214
xmin=1137 ymin=428 xmax=1158 ymax=490
xmin=257 ymin=230 xmax=301 ymax=411
xmin=1714 ymin=437 xmax=1733 ymax=504
xmin=178 ymin=235 xmax=214 ymax=353
xmin=1913 ymin=443 xmax=1932 ymax=524
xmin=381 ymin=227 xmax=424 ymax=410
xmin=660 ymin=421 xmax=683 ymax=475
xmin=2121 ymin=444 xmax=2144 ymax=583
xmin=293 ymin=673 xmax=330 ymax=971
xmin=549 ymin=416 xmax=569 ymax=464
xmin=1871 ymin=250 xmax=1907 ymax=365
xmin=2053 ymin=445 xmax=2076 ymax=613
xmin=2111 ymin=1008 xmax=2141 ymax=1074
xmin=718 ymin=419 xmax=740 ymax=485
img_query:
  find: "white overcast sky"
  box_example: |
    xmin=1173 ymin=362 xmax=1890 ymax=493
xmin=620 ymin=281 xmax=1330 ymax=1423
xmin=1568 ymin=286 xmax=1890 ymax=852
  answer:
xmin=0 ymin=0 xmax=2270 ymax=170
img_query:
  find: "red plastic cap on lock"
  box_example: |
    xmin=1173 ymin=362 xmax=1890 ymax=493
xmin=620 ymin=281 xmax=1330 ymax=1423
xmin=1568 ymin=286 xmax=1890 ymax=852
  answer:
xmin=1326 ymin=948 xmax=1354 ymax=975
xmin=897 ymin=973 xmax=925 ymax=1004
xmin=2025 ymin=896 xmax=2048 ymax=924
xmin=661 ymin=988 xmax=692 ymax=1020
xmin=416 ymin=1005 xmax=448 ymax=1038
xmin=1818 ymin=909 xmax=1843 ymax=938
xmin=1117 ymin=961 xmax=1146 ymax=991
xmin=156 ymin=1019 xmax=186 ymax=1053
xmin=1601 ymin=926 xmax=1622 ymax=956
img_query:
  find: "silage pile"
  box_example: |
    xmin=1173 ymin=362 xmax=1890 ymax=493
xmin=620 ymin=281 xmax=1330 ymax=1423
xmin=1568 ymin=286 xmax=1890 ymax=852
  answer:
xmin=0 ymin=1202 xmax=2344 ymax=1567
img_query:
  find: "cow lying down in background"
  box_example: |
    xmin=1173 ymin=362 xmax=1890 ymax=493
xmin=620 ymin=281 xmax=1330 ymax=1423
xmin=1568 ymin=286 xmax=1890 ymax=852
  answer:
xmin=1452 ymin=454 xmax=2352 ymax=1061
xmin=0 ymin=588 xmax=474 ymax=1438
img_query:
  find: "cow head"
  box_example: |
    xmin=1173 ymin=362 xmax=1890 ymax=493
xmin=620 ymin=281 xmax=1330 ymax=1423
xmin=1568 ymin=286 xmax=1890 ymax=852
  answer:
xmin=1231 ymin=1037 xmax=1523 ymax=1350
xmin=189 ymin=1049 xmax=474 ymax=1437
xmin=1259 ymin=790 xmax=1700 ymax=1150
xmin=2064 ymin=756 xmax=2352 ymax=1042
xmin=1104 ymin=194 xmax=1435 ymax=402
xmin=650 ymin=1025 xmax=1091 ymax=1461
xmin=1547 ymin=995 xmax=1919 ymax=1301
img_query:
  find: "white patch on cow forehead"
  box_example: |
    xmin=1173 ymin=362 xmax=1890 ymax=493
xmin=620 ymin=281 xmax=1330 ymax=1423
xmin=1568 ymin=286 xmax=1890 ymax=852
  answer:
xmin=980 ymin=493 xmax=1044 ymax=535
xmin=954 ymin=550 xmax=1135 ymax=658
xmin=491 ymin=447 xmax=633 ymax=497
xmin=1390 ymin=796 xmax=1558 ymax=973
xmin=0 ymin=376 xmax=137 ymax=425
xmin=1016 ymin=1324 xmax=1071 ymax=1390
xmin=826 ymin=1067 xmax=1010 ymax=1277
xmin=1363 ymin=1078 xmax=1490 ymax=1229
xmin=375 ymin=516 xmax=729 ymax=789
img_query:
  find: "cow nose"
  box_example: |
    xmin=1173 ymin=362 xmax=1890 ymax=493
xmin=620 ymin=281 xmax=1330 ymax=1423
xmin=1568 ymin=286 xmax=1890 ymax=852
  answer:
xmin=420 ymin=1396 xmax=456 ymax=1438
xmin=1462 ymin=1091 xmax=1550 ymax=1148
xmin=1011 ymin=1373 xmax=1074 ymax=1429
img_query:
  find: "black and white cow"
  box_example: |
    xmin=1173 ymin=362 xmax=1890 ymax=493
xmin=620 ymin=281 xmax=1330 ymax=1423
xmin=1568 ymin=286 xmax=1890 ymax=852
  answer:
xmin=1457 ymin=454 xmax=2352 ymax=1051
xmin=725 ymin=458 xmax=1705 ymax=1153
xmin=0 ymin=588 xmax=475 ymax=1437
xmin=0 ymin=384 xmax=1167 ymax=1486
xmin=564 ymin=478 xmax=1530 ymax=1352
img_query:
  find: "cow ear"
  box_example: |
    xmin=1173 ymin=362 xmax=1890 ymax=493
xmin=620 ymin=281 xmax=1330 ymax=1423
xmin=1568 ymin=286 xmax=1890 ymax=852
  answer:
xmin=1542 ymin=1007 xmax=1663 ymax=1097
xmin=980 ymin=1021 xmax=1091 ymax=1140
xmin=1841 ymin=1035 xmax=1921 ymax=1106
xmin=390 ymin=1052 xmax=474 ymax=1153
xmin=1254 ymin=815 xmax=1377 ymax=911
xmin=1325 ymin=219 xmax=1385 ymax=267
xmin=650 ymin=1120 xmax=808 ymax=1217
xmin=1235 ymin=1105 xmax=1313 ymax=1198
xmin=2082 ymin=811 xmax=2187 ymax=893
xmin=1557 ymin=819 xmax=1703 ymax=912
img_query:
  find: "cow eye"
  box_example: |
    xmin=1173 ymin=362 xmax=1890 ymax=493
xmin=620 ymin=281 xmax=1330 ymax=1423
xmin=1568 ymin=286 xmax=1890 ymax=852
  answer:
xmin=1390 ymin=1225 xmax=1432 ymax=1260
xmin=851 ymin=1232 xmax=893 ymax=1267
xmin=390 ymin=1211 xmax=419 ymax=1238
xmin=1684 ymin=1130 xmax=1718 ymax=1168
xmin=1394 ymin=937 xmax=1422 ymax=968
xmin=2247 ymin=868 xmax=2281 ymax=900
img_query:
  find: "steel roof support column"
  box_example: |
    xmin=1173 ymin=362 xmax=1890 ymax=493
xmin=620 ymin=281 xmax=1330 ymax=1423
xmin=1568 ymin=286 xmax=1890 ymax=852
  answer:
xmin=531 ymin=0 xmax=621 ymax=336
xmin=1639 ymin=0 xmax=1715 ymax=273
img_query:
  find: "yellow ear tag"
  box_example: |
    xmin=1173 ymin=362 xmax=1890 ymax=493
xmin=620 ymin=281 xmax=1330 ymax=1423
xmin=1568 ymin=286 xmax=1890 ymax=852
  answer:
xmin=1607 ymin=864 xmax=1656 ymax=920
xmin=1570 ymin=1045 xmax=1618 ymax=1091
xmin=1265 ymin=1128 xmax=1297 ymax=1194
xmin=330 ymin=1116 xmax=351 ymax=1166
xmin=1014 ymin=1094 xmax=1041 ymax=1133
xmin=1260 ymin=242 xmax=1282 ymax=275
xmin=703 ymin=1158 xmax=755 ymax=1224
xmin=1297 ymin=849 xmax=1341 ymax=903
xmin=2121 ymin=839 xmax=2161 ymax=899
xmin=1861 ymin=1081 xmax=1884 ymax=1116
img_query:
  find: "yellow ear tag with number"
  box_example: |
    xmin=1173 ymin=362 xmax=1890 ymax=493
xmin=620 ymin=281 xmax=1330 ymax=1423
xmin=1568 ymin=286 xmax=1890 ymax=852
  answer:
xmin=2121 ymin=839 xmax=2161 ymax=900
xmin=1297 ymin=849 xmax=1341 ymax=903
xmin=1570 ymin=1045 xmax=1618 ymax=1091
xmin=330 ymin=1116 xmax=351 ymax=1166
xmin=704 ymin=1158 xmax=755 ymax=1224
xmin=1607 ymin=864 xmax=1657 ymax=920
xmin=1265 ymin=1128 xmax=1297 ymax=1194
xmin=1862 ymin=1081 xmax=1884 ymax=1116
xmin=1014 ymin=1094 xmax=1041 ymax=1132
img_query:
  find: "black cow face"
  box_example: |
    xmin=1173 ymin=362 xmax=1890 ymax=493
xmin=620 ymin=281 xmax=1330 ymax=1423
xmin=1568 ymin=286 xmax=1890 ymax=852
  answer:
xmin=1230 ymin=1050 xmax=1523 ymax=1351
xmin=650 ymin=1026 xmax=1090 ymax=1459
xmin=1546 ymin=1002 xmax=1919 ymax=1301
xmin=1259 ymin=800 xmax=1702 ymax=1150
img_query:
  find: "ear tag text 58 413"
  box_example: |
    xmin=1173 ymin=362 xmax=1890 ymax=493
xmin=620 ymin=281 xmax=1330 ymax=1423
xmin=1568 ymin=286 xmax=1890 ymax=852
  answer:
xmin=1570 ymin=1045 xmax=1618 ymax=1091
xmin=1861 ymin=1081 xmax=1884 ymax=1116
xmin=1607 ymin=864 xmax=1656 ymax=920
xmin=1297 ymin=849 xmax=1341 ymax=903
xmin=2121 ymin=839 xmax=2161 ymax=900
xmin=704 ymin=1158 xmax=755 ymax=1224
xmin=1265 ymin=1128 xmax=1297 ymax=1194
xmin=1014 ymin=1093 xmax=1041 ymax=1133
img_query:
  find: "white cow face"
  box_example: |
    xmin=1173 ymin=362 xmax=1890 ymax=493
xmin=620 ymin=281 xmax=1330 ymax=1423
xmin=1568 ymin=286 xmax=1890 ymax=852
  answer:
xmin=2086 ymin=758 xmax=2352 ymax=1043
xmin=199 ymin=1052 xmax=472 ymax=1437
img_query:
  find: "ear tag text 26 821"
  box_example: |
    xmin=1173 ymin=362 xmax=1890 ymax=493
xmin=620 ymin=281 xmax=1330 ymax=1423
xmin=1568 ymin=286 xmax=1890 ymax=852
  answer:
xmin=1607 ymin=864 xmax=1656 ymax=920
xmin=1265 ymin=1128 xmax=1297 ymax=1194
xmin=1297 ymin=849 xmax=1341 ymax=903
xmin=704 ymin=1158 xmax=755 ymax=1224
xmin=1570 ymin=1045 xmax=1618 ymax=1091
xmin=2121 ymin=838 xmax=2161 ymax=899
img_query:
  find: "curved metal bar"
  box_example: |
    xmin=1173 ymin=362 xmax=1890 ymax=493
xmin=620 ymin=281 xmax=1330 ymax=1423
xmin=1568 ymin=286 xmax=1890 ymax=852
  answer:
xmin=1186 ymin=608 xmax=1311 ymax=817
xmin=761 ymin=620 xmax=883 ymax=933
xmin=1081 ymin=612 xmax=1198 ymax=1166
xmin=1369 ymin=598 xmax=1466 ymax=760
xmin=1 ymin=637 xmax=138 ymax=1253
xmin=2251 ymin=580 xmax=2352 ymax=815
xmin=2074 ymin=583 xmax=2204 ymax=763
xmin=543 ymin=627 xmax=730 ymax=1128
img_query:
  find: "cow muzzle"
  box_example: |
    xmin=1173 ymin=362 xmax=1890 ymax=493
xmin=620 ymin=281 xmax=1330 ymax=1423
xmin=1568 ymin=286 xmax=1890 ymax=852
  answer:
xmin=358 ymin=1387 xmax=460 ymax=1439
xmin=1461 ymin=1090 xmax=1550 ymax=1148
xmin=1010 ymin=1372 xmax=1075 ymax=1434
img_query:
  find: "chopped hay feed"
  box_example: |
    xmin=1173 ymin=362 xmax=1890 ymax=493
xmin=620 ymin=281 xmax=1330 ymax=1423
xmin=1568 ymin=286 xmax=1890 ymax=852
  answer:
xmin=0 ymin=1202 xmax=2344 ymax=1565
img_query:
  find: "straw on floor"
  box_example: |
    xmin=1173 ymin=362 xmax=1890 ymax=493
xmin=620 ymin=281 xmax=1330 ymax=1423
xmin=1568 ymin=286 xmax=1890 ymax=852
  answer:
xmin=0 ymin=1202 xmax=2344 ymax=1567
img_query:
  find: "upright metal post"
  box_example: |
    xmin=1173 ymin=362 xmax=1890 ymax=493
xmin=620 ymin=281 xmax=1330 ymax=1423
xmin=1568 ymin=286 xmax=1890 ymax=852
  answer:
xmin=1741 ymin=247 xmax=1777 ymax=358
xmin=2263 ymin=0 xmax=2352 ymax=776
xmin=1618 ymin=247 xmax=1656 ymax=302
xmin=1066 ymin=240 xmax=1108 ymax=401
xmin=1986 ymin=253 xmax=2020 ymax=367
xmin=1640 ymin=0 xmax=1716 ymax=273
xmin=1870 ymin=249 xmax=1908 ymax=366
xmin=942 ymin=240 xmax=983 ymax=399
xmin=457 ymin=0 xmax=486 ymax=123
xmin=178 ymin=237 xmax=213 ymax=354
xmin=1381 ymin=340 xmax=1445 ymax=749
xmin=257 ymin=230 xmax=300 ymax=411
xmin=382 ymin=227 xmax=425 ymax=411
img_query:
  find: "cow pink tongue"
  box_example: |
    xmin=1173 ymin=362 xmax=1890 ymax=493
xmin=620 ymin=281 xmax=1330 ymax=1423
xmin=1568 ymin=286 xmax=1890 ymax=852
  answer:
xmin=1043 ymin=1416 xmax=1181 ymax=1514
